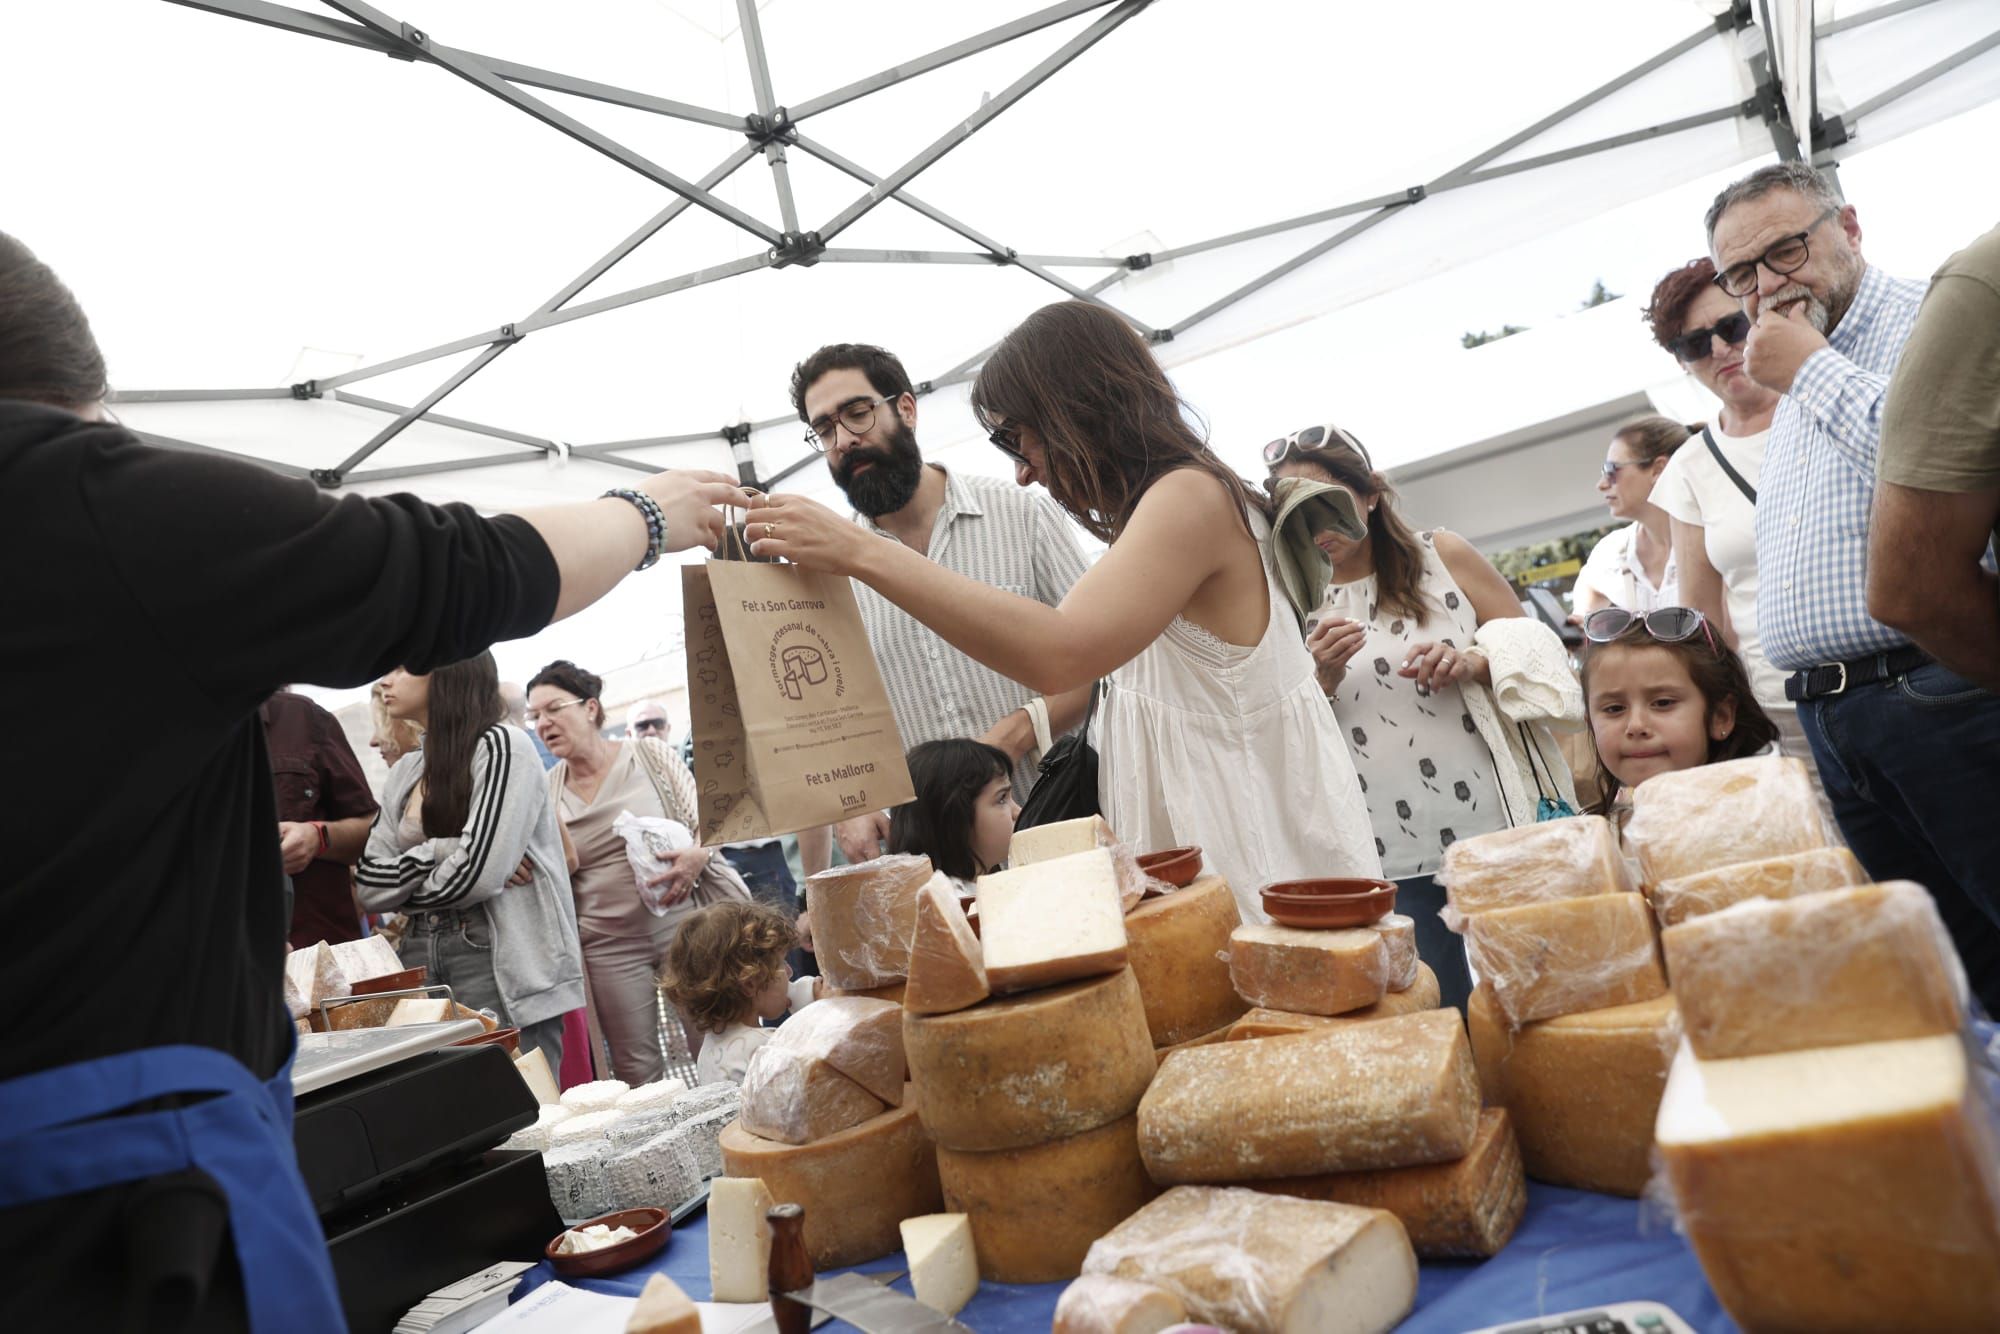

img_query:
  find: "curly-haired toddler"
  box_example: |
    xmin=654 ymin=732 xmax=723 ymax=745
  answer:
xmin=661 ymin=899 xmax=819 ymax=1085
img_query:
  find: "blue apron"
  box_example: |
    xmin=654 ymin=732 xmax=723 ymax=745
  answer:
xmin=0 ymin=1031 xmax=344 ymax=1333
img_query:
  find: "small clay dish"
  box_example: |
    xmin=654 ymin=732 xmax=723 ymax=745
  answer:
xmin=452 ymin=1026 xmax=520 ymax=1057
xmin=1137 ymin=846 xmax=1203 ymax=888
xmin=349 ymin=966 xmax=427 ymax=996
xmin=1260 ymin=878 xmax=1397 ymax=929
xmin=545 ymin=1207 xmax=670 ymax=1278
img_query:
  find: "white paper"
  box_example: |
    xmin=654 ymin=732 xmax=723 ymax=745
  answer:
xmin=470 ymin=1281 xmax=783 ymax=1334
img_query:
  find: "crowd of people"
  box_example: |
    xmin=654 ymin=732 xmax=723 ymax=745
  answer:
xmin=3 ymin=155 xmax=1997 ymax=1329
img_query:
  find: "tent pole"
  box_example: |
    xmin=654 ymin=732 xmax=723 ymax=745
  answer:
xmin=736 ymin=0 xmax=802 ymax=237
xmin=1842 ymin=27 xmax=2000 ymax=127
xmin=325 ymin=342 xmax=512 ymax=479
xmin=329 ymin=393 xmax=557 ymax=452
xmin=108 ymin=388 xmax=297 ymax=403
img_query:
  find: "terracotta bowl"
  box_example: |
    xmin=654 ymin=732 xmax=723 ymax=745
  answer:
xmin=1260 ymin=878 xmax=1398 ymax=930
xmin=545 ymin=1207 xmax=670 ymax=1278
xmin=451 ymin=1026 xmax=520 ymax=1056
xmin=1137 ymin=846 xmax=1203 ymax=888
xmin=349 ymin=966 xmax=426 ymax=996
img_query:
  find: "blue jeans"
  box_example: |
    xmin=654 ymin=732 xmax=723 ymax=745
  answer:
xmin=1394 ymin=875 xmax=1473 ymax=1015
xmin=1798 ymin=661 xmax=2000 ymax=1015
xmin=400 ymin=909 xmax=565 ymax=1071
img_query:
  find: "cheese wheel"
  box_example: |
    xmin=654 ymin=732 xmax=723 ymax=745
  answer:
xmin=1464 ymin=892 xmax=1666 ymax=1027
xmin=1371 ymin=915 xmax=1418 ymax=991
xmin=1439 ymin=815 xmax=1630 ymax=917
xmin=1081 ymin=1186 xmax=1417 ymax=1334
xmin=1241 ymin=1108 xmax=1525 ymax=1258
xmin=719 ymin=1091 xmax=944 ymax=1269
xmin=1124 ymin=878 xmax=1250 ymax=1046
xmin=1228 ymin=964 xmax=1441 ymax=1041
xmin=561 ymin=1079 xmax=631 ymax=1114
xmin=806 ymin=854 xmax=931 ymax=988
xmin=937 ymin=1112 xmax=1159 ymax=1283
xmin=903 ymin=967 xmax=1156 ymax=1152
xmin=1140 ymin=1009 xmax=1481 ymax=1183
xmin=1153 ymin=1021 xmax=1235 ymax=1069
xmin=905 ymin=873 xmax=990 ymax=1016
xmin=1053 ymin=1274 xmax=1188 ymax=1334
xmin=1467 ymin=984 xmax=1676 ymax=1196
xmin=605 ymin=1126 xmax=705 ymax=1214
xmin=1625 ymin=754 xmax=1831 ymax=887
xmin=1650 ymin=845 xmax=1867 ymax=927
xmin=1227 ymin=924 xmax=1388 ymax=1016
xmin=1656 ymin=1034 xmax=2000 ymax=1332
xmin=976 ymin=849 xmax=1129 ymax=992
xmin=1662 ymin=881 xmax=1964 ymax=1060
xmin=739 ymin=1044 xmax=886 ymax=1145
xmin=766 ymin=995 xmax=906 ymax=1105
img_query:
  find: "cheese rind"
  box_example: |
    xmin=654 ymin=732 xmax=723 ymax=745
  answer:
xmin=903 ymin=968 xmax=1156 ymax=1152
xmin=975 ymin=848 xmax=1129 ymax=992
xmin=1080 ymin=1186 xmax=1417 ymax=1334
xmin=625 ymin=1274 xmax=700 ymax=1334
xmin=765 ymin=995 xmax=906 ymax=1105
xmin=1625 ymin=754 xmax=1832 ymax=887
xmin=1139 ymin=1009 xmax=1481 ymax=1182
xmin=1464 ymin=892 xmax=1666 ymax=1026
xmin=1052 ymin=1274 xmax=1187 ymax=1334
xmin=904 ymin=873 xmax=990 ymax=1016
xmin=1153 ymin=1021 xmax=1234 ymax=1069
xmin=1123 ymin=877 xmax=1250 ymax=1046
xmin=1467 ymin=984 xmax=1676 ymax=1197
xmin=1662 ymin=881 xmax=1964 ymax=1060
xmin=900 ymin=1213 xmax=980 ymax=1316
xmin=936 ymin=1112 xmax=1159 ymax=1283
xmin=1439 ymin=815 xmax=1630 ymax=917
xmin=1241 ymin=1108 xmax=1524 ymax=1258
xmin=739 ymin=1043 xmax=886 ymax=1145
xmin=1650 ymin=845 xmax=1867 ymax=926
xmin=805 ymin=854 xmax=932 ymax=989
xmin=1227 ymin=923 xmax=1388 ymax=1016
xmin=1371 ymin=915 xmax=1419 ymax=991
xmin=1227 ymin=964 xmax=1440 ymax=1041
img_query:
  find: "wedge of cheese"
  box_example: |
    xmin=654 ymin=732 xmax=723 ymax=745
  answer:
xmin=1626 ymin=754 xmax=1831 ymax=887
xmin=976 ymin=848 xmax=1128 ymax=993
xmin=625 ymin=1274 xmax=699 ymax=1334
xmin=1227 ymin=923 xmax=1388 ymax=1016
xmin=386 ymin=997 xmax=450 ymax=1026
xmin=1053 ymin=1274 xmax=1187 ymax=1334
xmin=1123 ymin=877 xmax=1249 ymax=1046
xmin=1439 ymin=815 xmax=1631 ymax=917
xmin=805 ymin=854 xmax=932 ymax=989
xmin=1463 ymin=892 xmax=1666 ymax=1027
xmin=904 ymin=872 xmax=989 ymax=1016
xmin=900 ymin=1213 xmax=979 ymax=1316
xmin=1650 ymin=845 xmax=1867 ymax=927
xmin=706 ymin=1175 xmax=775 ymax=1303
xmin=739 ymin=1043 xmax=886 ymax=1145
xmin=765 ymin=995 xmax=906 ymax=1105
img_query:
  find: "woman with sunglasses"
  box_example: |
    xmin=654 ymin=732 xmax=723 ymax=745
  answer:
xmin=747 ymin=300 xmax=1381 ymax=925
xmin=1572 ymin=416 xmax=1693 ymax=620
xmin=1641 ymin=257 xmax=1808 ymax=759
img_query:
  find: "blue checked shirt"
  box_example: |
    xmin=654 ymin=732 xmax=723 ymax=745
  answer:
xmin=1754 ymin=263 xmax=1929 ymax=671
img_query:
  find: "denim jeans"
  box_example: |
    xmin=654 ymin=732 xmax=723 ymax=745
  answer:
xmin=1393 ymin=874 xmax=1473 ymax=1015
xmin=400 ymin=908 xmax=564 ymax=1071
xmin=1798 ymin=661 xmax=2000 ymax=1015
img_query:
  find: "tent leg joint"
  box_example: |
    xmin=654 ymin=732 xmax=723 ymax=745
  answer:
xmin=310 ymin=468 xmax=344 ymax=490
xmin=1125 ymin=252 xmax=1153 ymax=270
xmin=744 ymin=108 xmax=796 ymax=146
xmin=769 ymin=230 xmax=826 ymax=268
xmin=291 ymin=381 xmax=321 ymax=400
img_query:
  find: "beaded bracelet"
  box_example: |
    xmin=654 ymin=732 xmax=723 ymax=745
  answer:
xmin=602 ymin=488 xmax=669 ymax=570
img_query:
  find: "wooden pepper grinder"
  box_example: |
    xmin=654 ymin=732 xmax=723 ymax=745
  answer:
xmin=767 ymin=1203 xmax=813 ymax=1334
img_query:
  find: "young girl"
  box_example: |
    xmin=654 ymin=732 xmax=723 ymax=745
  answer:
xmin=1580 ymin=606 xmax=1779 ymax=814
xmin=888 ymin=740 xmax=1019 ymax=891
xmin=663 ymin=900 xmax=819 ymax=1086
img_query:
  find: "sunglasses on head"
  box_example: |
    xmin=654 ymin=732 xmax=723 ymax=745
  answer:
xmin=1665 ymin=311 xmax=1752 ymax=365
xmin=1264 ymin=423 xmax=1371 ymax=471
xmin=1584 ymin=605 xmax=1717 ymax=655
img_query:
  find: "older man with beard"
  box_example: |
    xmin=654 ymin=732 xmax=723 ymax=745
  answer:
xmin=788 ymin=343 xmax=1094 ymax=866
xmin=1707 ymin=162 xmax=2000 ymax=1010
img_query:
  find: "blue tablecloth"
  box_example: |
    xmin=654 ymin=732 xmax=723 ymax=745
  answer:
xmin=514 ymin=1182 xmax=1741 ymax=1332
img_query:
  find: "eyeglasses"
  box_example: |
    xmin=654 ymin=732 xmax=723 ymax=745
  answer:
xmin=804 ymin=395 xmax=901 ymax=451
xmin=523 ymin=697 xmax=590 ymax=726
xmin=1712 ymin=206 xmax=1840 ymax=297
xmin=1666 ymin=310 xmax=1752 ymax=364
xmin=1583 ymin=605 xmax=1717 ymax=655
xmin=1263 ymin=423 xmax=1372 ymax=471
xmin=1600 ymin=459 xmax=1648 ymax=480
xmin=987 ymin=419 xmax=1028 ymax=466
xmin=630 ymin=718 xmax=668 ymax=733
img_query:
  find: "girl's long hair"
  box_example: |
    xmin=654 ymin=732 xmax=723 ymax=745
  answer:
xmin=420 ymin=651 xmax=505 ymax=836
xmin=889 ymin=739 xmax=1015 ymax=881
xmin=1579 ymin=629 xmax=1778 ymax=813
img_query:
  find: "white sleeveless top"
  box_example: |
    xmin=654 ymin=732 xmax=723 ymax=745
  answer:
xmin=1094 ymin=509 xmax=1383 ymax=924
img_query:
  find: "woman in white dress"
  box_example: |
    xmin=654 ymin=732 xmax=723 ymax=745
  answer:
xmin=751 ymin=300 xmax=1381 ymax=923
xmin=1572 ymin=416 xmax=1694 ymax=617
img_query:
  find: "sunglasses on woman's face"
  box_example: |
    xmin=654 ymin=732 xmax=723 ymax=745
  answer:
xmin=1666 ymin=311 xmax=1752 ymax=365
xmin=1584 ymin=605 xmax=1717 ymax=655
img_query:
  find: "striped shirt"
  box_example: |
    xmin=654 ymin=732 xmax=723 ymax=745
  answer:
xmin=1755 ymin=263 xmax=1928 ymax=670
xmin=853 ymin=465 xmax=1090 ymax=797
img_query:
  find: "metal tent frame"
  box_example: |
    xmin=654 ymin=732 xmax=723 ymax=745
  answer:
xmin=116 ymin=0 xmax=1990 ymax=492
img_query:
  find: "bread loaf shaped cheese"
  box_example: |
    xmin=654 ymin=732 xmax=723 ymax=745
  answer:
xmin=719 ymin=1091 xmax=943 ymax=1269
xmin=1242 ymin=1107 xmax=1525 ymax=1258
xmin=903 ymin=968 xmax=1156 ymax=1151
xmin=764 ymin=995 xmax=906 ymax=1105
xmin=1650 ymin=845 xmax=1867 ymax=927
xmin=1227 ymin=923 xmax=1388 ymax=1016
xmin=1663 ymin=881 xmax=1965 ymax=1060
xmin=1053 ymin=1273 xmax=1187 ymax=1334
xmin=1656 ymin=1034 xmax=2000 ymax=1333
xmin=976 ymin=849 xmax=1129 ymax=992
xmin=1226 ymin=963 xmax=1441 ymax=1041
xmin=1140 ymin=1009 xmax=1482 ymax=1182
xmin=1124 ymin=877 xmax=1250 ymax=1046
xmin=1080 ymin=1186 xmax=1417 ymax=1334
xmin=904 ymin=872 xmax=990 ymax=1016
xmin=1371 ymin=915 xmax=1419 ymax=991
xmin=1438 ymin=815 xmax=1631 ymax=918
xmin=739 ymin=1043 xmax=886 ymax=1145
xmin=1625 ymin=754 xmax=1832 ymax=887
xmin=1467 ymin=984 xmax=1676 ymax=1196
xmin=805 ymin=854 xmax=931 ymax=989
xmin=1464 ymin=892 xmax=1666 ymax=1027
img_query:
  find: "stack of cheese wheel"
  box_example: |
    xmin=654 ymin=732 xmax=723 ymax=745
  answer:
xmin=1442 ymin=815 xmax=1673 ymax=1196
xmin=903 ymin=833 xmax=1162 ymax=1284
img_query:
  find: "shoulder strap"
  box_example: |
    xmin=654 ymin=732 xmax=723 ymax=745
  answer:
xmin=1701 ymin=426 xmax=1757 ymax=506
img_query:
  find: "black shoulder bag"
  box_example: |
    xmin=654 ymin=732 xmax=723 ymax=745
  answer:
xmin=1701 ymin=427 xmax=1757 ymax=505
xmin=1013 ymin=681 xmax=1103 ymax=830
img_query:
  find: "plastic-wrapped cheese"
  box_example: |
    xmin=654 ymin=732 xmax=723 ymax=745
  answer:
xmin=1662 ymin=881 xmax=1965 ymax=1060
xmin=976 ymin=848 xmax=1129 ymax=992
xmin=560 ymin=1079 xmax=631 ymax=1114
xmin=1467 ymin=984 xmax=1676 ymax=1197
xmin=1625 ymin=754 xmax=1833 ymax=887
xmin=328 ymin=934 xmax=403 ymax=983
xmin=543 ymin=1141 xmax=610 ymax=1220
xmin=904 ymin=873 xmax=990 ymax=1016
xmin=605 ymin=1126 xmax=706 ymax=1213
xmin=1656 ymin=1034 xmax=2000 ymax=1332
xmin=1438 ymin=815 xmax=1631 ymax=917
xmin=903 ymin=967 xmax=1156 ymax=1152
xmin=1371 ymin=915 xmax=1418 ymax=991
xmin=1081 ymin=1186 xmax=1417 ymax=1334
xmin=284 ymin=942 xmax=351 ymax=1017
xmin=805 ymin=854 xmax=931 ymax=989
xmin=1124 ymin=877 xmax=1250 ymax=1046
xmin=1053 ymin=1274 xmax=1188 ymax=1334
xmin=504 ymin=1102 xmax=575 ymax=1151
xmin=1140 ymin=1009 xmax=1481 ymax=1183
xmin=1228 ymin=964 xmax=1441 ymax=1041
xmin=765 ymin=995 xmax=906 ymax=1104
xmin=1650 ymin=845 xmax=1867 ymax=927
xmin=1463 ymin=892 xmax=1666 ymax=1027
xmin=1242 ymin=1109 xmax=1525 ymax=1258
xmin=720 ymin=1092 xmax=944 ymax=1269
xmin=740 ymin=1043 xmax=886 ymax=1145
xmin=1226 ymin=924 xmax=1388 ymax=1016
xmin=936 ymin=1112 xmax=1159 ymax=1283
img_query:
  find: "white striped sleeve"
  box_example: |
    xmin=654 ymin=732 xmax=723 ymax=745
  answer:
xmin=402 ymin=728 xmax=538 ymax=910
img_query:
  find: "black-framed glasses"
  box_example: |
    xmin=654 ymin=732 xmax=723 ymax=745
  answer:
xmin=1584 ymin=605 xmax=1717 ymax=655
xmin=987 ymin=419 xmax=1028 ymax=466
xmin=804 ymin=395 xmax=901 ymax=451
xmin=630 ymin=717 xmax=668 ymax=733
xmin=1712 ymin=206 xmax=1840 ymax=297
xmin=1263 ymin=422 xmax=1371 ymax=471
xmin=1666 ymin=310 xmax=1752 ymax=364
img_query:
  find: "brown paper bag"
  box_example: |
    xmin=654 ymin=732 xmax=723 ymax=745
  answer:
xmin=684 ymin=557 xmax=914 ymax=845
